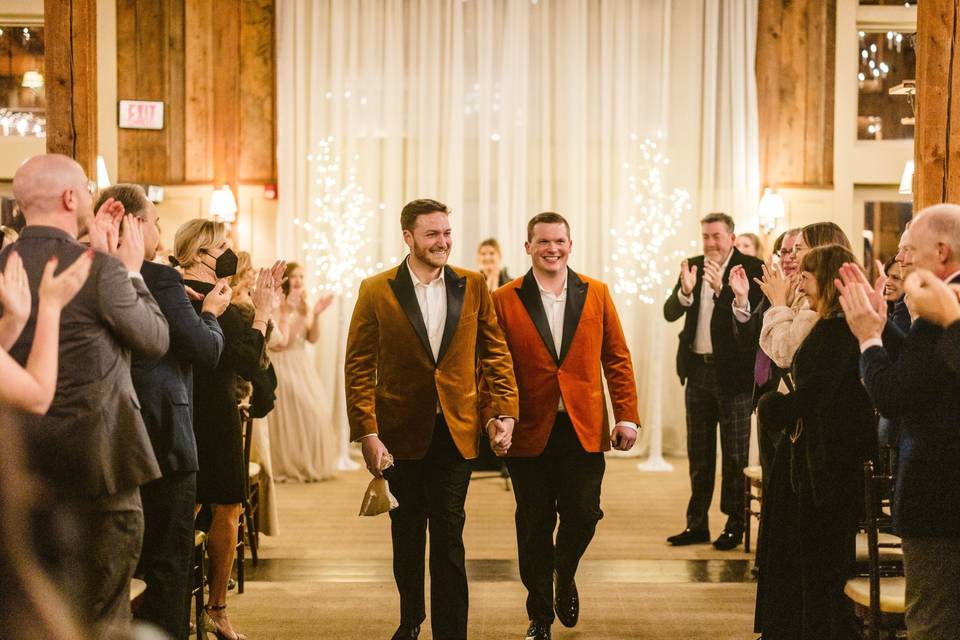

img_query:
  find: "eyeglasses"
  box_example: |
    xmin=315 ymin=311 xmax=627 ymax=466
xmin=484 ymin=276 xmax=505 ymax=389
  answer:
xmin=778 ymin=247 xmax=799 ymax=256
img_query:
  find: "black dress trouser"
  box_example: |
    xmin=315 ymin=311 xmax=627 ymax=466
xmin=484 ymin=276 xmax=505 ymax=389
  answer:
xmin=135 ymin=471 xmax=198 ymax=640
xmin=388 ymin=414 xmax=472 ymax=640
xmin=505 ymin=412 xmax=605 ymax=623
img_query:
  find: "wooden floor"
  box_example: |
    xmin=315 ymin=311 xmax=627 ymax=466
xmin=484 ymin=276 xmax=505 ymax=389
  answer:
xmin=228 ymin=456 xmax=759 ymax=639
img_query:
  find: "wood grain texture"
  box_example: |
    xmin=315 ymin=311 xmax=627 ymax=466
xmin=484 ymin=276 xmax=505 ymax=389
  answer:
xmin=915 ymin=0 xmax=955 ymax=209
xmin=757 ymin=0 xmax=836 ymax=188
xmin=116 ymin=0 xmax=276 ymax=185
xmin=45 ymin=0 xmax=98 ymax=176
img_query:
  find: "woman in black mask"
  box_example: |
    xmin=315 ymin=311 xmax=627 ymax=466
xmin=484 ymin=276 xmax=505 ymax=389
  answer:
xmin=172 ymin=219 xmax=282 ymax=640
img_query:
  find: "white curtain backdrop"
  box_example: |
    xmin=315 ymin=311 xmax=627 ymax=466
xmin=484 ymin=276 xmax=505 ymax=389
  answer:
xmin=275 ymin=0 xmax=760 ymax=460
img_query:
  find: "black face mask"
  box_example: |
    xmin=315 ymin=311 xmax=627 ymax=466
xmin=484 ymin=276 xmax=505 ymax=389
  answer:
xmin=204 ymin=248 xmax=238 ymax=279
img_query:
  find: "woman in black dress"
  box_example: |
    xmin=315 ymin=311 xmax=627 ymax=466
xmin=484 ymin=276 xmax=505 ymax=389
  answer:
xmin=173 ymin=219 xmax=279 ymax=640
xmin=754 ymin=244 xmax=877 ymax=640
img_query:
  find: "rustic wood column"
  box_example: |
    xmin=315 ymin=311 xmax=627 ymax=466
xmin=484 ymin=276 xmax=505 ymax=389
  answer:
xmin=44 ymin=0 xmax=98 ymax=177
xmin=914 ymin=0 xmax=960 ymax=209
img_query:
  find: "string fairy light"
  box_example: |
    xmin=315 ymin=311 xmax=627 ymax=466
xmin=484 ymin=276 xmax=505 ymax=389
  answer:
xmin=297 ymin=137 xmax=393 ymax=299
xmin=605 ymin=131 xmax=692 ymax=305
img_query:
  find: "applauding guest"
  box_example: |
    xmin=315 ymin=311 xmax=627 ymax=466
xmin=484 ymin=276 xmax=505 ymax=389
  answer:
xmin=0 ymin=154 xmax=168 ymax=639
xmin=664 ymin=212 xmax=764 ymax=550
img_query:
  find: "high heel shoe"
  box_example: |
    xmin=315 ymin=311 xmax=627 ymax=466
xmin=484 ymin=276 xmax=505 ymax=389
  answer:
xmin=203 ymin=604 xmax=249 ymax=640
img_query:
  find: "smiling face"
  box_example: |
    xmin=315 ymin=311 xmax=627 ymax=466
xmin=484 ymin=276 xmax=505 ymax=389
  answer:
xmin=798 ymin=269 xmax=819 ymax=306
xmin=287 ymin=266 xmax=305 ymax=291
xmin=736 ymin=235 xmax=758 ymax=257
xmin=525 ymin=222 xmax=571 ymax=277
xmin=701 ymin=221 xmax=735 ymax=263
xmin=478 ymin=245 xmax=501 ymax=274
xmin=779 ymin=232 xmax=799 ymax=276
xmin=884 ymin=262 xmax=904 ymax=301
xmin=404 ymin=211 xmax=452 ymax=270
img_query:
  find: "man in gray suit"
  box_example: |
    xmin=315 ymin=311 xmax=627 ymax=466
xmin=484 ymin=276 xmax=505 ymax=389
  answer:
xmin=0 ymin=154 xmax=169 ymax=638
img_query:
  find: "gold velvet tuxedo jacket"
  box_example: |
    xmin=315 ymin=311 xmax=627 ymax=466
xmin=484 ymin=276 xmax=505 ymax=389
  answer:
xmin=345 ymin=259 xmax=519 ymax=460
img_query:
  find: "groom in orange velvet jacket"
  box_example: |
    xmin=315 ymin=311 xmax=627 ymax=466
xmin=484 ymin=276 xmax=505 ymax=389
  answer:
xmin=484 ymin=212 xmax=640 ymax=640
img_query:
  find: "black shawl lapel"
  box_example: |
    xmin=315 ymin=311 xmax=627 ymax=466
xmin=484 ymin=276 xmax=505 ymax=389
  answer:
xmin=387 ymin=259 xmax=436 ymax=365
xmin=437 ymin=265 xmax=466 ymax=364
xmin=559 ymin=268 xmax=588 ymax=364
xmin=516 ymin=269 xmax=560 ymax=364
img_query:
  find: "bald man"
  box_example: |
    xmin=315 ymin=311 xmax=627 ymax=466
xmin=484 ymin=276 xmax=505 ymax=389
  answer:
xmin=840 ymin=204 xmax=960 ymax=640
xmin=0 ymin=154 xmax=169 ymax=638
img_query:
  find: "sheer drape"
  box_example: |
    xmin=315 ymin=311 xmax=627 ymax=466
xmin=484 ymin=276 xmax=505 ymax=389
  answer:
xmin=276 ymin=0 xmax=759 ymax=458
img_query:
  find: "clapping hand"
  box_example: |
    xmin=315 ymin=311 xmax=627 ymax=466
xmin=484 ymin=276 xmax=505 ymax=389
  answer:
xmin=313 ymin=293 xmax=334 ymax=316
xmin=252 ymin=268 xmax=276 ymax=315
xmin=836 ymin=262 xmax=886 ymax=343
xmin=87 ymin=197 xmax=125 ymax=254
xmin=755 ymin=262 xmax=796 ymax=308
xmin=38 ymin=249 xmax=94 ymax=310
xmin=201 ymin=278 xmax=232 ymax=317
xmin=703 ymin=259 xmax=724 ymax=296
xmin=729 ymin=265 xmax=750 ymax=307
xmin=115 ymin=215 xmax=145 ymax=272
xmin=487 ymin=417 xmax=515 ymax=456
xmin=679 ymin=259 xmax=698 ymax=296
xmin=0 ymin=251 xmax=32 ymax=328
xmin=902 ymin=269 xmax=960 ymax=328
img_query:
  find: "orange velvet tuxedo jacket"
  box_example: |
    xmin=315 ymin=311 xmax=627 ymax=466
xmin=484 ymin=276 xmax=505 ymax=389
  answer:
xmin=345 ymin=260 xmax=519 ymax=460
xmin=487 ymin=269 xmax=640 ymax=457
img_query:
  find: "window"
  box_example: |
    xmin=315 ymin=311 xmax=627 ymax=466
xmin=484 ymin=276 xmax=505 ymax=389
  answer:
xmin=0 ymin=24 xmax=45 ymax=138
xmin=857 ymin=30 xmax=915 ymax=140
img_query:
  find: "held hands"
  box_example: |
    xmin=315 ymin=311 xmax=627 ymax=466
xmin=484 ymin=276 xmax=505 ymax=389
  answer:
xmin=0 ymin=251 xmax=32 ymax=328
xmin=361 ymin=435 xmax=390 ymax=478
xmin=38 ymin=249 xmax=94 ymax=310
xmin=728 ymin=265 xmax=750 ymax=307
xmin=755 ymin=262 xmax=796 ymax=308
xmin=703 ymin=259 xmax=724 ymax=297
xmin=902 ymin=269 xmax=960 ymax=328
xmin=836 ymin=262 xmax=886 ymax=343
xmin=201 ymin=278 xmax=232 ymax=317
xmin=611 ymin=424 xmax=637 ymax=451
xmin=486 ymin=417 xmax=515 ymax=456
xmin=679 ymin=260 xmax=698 ymax=296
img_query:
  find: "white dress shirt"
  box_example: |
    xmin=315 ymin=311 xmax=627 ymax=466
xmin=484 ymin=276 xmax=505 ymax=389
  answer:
xmin=534 ymin=273 xmax=636 ymax=433
xmin=677 ymin=251 xmax=733 ymax=354
xmin=409 ymin=259 xmax=447 ymax=361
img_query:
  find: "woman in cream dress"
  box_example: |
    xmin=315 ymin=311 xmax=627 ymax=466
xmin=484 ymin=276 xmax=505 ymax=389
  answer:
xmin=267 ymin=262 xmax=337 ymax=481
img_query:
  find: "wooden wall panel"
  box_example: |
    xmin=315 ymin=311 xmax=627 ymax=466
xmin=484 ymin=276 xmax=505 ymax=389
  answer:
xmin=240 ymin=0 xmax=277 ymax=183
xmin=757 ymin=0 xmax=836 ymax=188
xmin=914 ymin=0 xmax=958 ymax=209
xmin=116 ymin=0 xmax=276 ymax=186
xmin=45 ymin=0 xmax=98 ymax=176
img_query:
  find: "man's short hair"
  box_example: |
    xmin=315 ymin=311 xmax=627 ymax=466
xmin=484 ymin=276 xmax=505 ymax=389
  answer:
xmin=95 ymin=184 xmax=151 ymax=218
xmin=400 ymin=199 xmax=450 ymax=232
xmin=700 ymin=212 xmax=735 ymax=234
xmin=526 ymin=211 xmax=571 ymax=241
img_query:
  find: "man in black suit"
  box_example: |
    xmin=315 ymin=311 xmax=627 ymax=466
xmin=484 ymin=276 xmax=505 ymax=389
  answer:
xmin=96 ymin=184 xmax=229 ymax=640
xmin=0 ymin=154 xmax=169 ymax=638
xmin=663 ymin=212 xmax=764 ymax=550
xmin=839 ymin=204 xmax=960 ymax=639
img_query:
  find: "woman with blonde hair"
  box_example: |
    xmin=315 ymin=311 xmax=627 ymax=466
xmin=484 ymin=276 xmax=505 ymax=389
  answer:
xmin=754 ymin=244 xmax=876 ymax=639
xmin=266 ymin=262 xmax=338 ymax=481
xmin=736 ymin=232 xmax=766 ymax=261
xmin=173 ymin=219 xmax=283 ymax=640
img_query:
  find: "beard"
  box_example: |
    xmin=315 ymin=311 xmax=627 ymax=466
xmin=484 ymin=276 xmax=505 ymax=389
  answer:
xmin=413 ymin=240 xmax=449 ymax=268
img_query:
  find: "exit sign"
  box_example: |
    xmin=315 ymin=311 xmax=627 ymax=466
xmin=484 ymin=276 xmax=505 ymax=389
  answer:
xmin=118 ymin=100 xmax=165 ymax=130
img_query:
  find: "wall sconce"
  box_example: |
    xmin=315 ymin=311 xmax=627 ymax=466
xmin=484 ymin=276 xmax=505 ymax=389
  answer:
xmin=209 ymin=186 xmax=238 ymax=223
xmin=899 ymin=159 xmax=914 ymax=195
xmin=21 ymin=71 xmax=44 ymax=89
xmin=757 ymin=187 xmax=785 ymax=233
xmin=96 ymin=155 xmax=111 ymax=190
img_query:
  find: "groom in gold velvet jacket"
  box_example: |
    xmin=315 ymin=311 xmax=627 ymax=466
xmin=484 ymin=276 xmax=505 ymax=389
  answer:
xmin=345 ymin=198 xmax=518 ymax=640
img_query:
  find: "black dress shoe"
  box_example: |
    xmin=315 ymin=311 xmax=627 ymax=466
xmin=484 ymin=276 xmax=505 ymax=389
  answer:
xmin=666 ymin=528 xmax=710 ymax=546
xmin=390 ymin=624 xmax=420 ymax=639
xmin=554 ymin=572 xmax=579 ymax=628
xmin=524 ymin=619 xmax=551 ymax=640
xmin=712 ymin=529 xmax=743 ymax=551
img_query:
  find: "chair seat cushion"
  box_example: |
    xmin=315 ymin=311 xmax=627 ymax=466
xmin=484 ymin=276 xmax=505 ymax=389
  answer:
xmin=844 ymin=576 xmax=906 ymax=614
xmin=855 ymin=532 xmax=903 ymax=563
xmin=130 ymin=578 xmax=147 ymax=601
